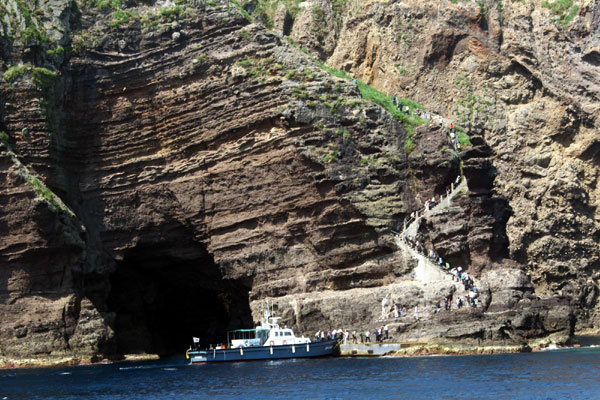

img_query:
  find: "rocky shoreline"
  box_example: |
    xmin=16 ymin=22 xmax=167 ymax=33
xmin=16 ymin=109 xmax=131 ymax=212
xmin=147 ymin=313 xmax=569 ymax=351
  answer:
xmin=5 ymin=338 xmax=598 ymax=369
xmin=0 ymin=353 xmax=161 ymax=370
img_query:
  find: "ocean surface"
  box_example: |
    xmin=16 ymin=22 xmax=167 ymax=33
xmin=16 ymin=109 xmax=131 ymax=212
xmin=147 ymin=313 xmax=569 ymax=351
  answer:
xmin=1 ymin=347 xmax=600 ymax=399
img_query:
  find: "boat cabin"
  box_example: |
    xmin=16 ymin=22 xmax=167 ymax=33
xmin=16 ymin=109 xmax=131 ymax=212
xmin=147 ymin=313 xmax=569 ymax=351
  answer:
xmin=264 ymin=327 xmax=310 ymax=346
xmin=225 ymin=307 xmax=310 ymax=348
xmin=228 ymin=326 xmax=310 ymax=348
xmin=228 ymin=328 xmax=269 ymax=348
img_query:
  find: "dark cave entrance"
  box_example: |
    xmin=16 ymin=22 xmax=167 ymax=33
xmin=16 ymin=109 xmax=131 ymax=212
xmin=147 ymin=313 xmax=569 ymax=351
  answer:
xmin=107 ymin=244 xmax=253 ymax=356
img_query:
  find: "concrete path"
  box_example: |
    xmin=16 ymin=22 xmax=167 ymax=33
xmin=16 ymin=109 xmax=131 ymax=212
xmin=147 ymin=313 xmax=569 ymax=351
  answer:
xmin=394 ymin=176 xmax=471 ymax=294
xmin=339 ymin=342 xmax=424 ymax=356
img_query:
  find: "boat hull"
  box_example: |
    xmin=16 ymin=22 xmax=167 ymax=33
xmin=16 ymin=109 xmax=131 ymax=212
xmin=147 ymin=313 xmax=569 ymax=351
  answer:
xmin=188 ymin=340 xmax=338 ymax=363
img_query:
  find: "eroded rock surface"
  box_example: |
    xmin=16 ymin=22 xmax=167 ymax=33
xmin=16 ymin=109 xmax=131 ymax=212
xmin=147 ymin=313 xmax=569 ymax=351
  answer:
xmin=0 ymin=0 xmax=582 ymax=364
xmin=273 ymin=0 xmax=600 ymax=332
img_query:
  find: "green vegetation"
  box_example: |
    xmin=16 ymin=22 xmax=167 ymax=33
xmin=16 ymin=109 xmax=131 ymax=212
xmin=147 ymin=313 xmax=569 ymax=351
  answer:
xmin=33 ymin=67 xmax=58 ymax=130
xmin=475 ymin=0 xmax=487 ymax=16
xmin=15 ymin=0 xmax=48 ymax=45
xmin=541 ymin=0 xmax=579 ymax=26
xmin=302 ymin=69 xmax=315 ymax=82
xmin=453 ymin=74 xmax=491 ymax=140
xmin=109 ymin=9 xmax=137 ymax=27
xmin=395 ymin=64 xmax=415 ymax=77
xmin=312 ymin=60 xmax=428 ymax=152
xmin=238 ymin=56 xmax=277 ymax=77
xmin=230 ymin=0 xmax=254 ymax=22
xmin=315 ymin=60 xmax=424 ymax=121
xmin=285 ymin=69 xmax=299 ymax=80
xmin=46 ymin=45 xmax=65 ymax=58
xmin=0 ymin=131 xmax=9 ymax=143
xmin=84 ymin=0 xmax=123 ymax=10
xmin=232 ymin=0 xmax=348 ymax=31
xmin=231 ymin=0 xmax=304 ymax=27
xmin=360 ymin=155 xmax=378 ymax=167
xmin=456 ymin=131 xmax=472 ymax=147
xmin=195 ymin=54 xmax=207 ymax=64
xmin=395 ymin=31 xmax=415 ymax=46
xmin=159 ymin=5 xmax=185 ymax=20
xmin=328 ymin=98 xmax=345 ymax=114
xmin=311 ymin=5 xmax=328 ymax=44
xmin=323 ymin=148 xmax=339 ymax=163
xmin=28 ymin=176 xmax=62 ymax=210
xmin=82 ymin=0 xmax=188 ymax=29
xmin=139 ymin=4 xmax=187 ymax=28
xmin=72 ymin=31 xmax=100 ymax=53
xmin=3 ymin=65 xmax=29 ymax=83
xmin=496 ymin=0 xmax=505 ymax=23
xmin=293 ymin=86 xmax=308 ymax=99
xmin=3 ymin=65 xmax=57 ymax=129
xmin=404 ymin=135 xmax=415 ymax=154
xmin=32 ymin=67 xmax=57 ymax=90
xmin=315 ymin=60 xmax=351 ymax=80
xmin=445 ymin=125 xmax=472 ymax=148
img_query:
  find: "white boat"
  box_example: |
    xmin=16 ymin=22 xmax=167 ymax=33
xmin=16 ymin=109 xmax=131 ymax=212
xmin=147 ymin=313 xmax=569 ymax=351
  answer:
xmin=187 ymin=307 xmax=338 ymax=363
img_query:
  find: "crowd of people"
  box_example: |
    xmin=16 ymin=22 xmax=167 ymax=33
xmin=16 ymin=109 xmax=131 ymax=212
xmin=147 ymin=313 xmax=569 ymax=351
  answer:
xmin=394 ymin=167 xmax=480 ymax=316
xmin=320 ymin=100 xmax=475 ymax=346
xmin=402 ymin=235 xmax=480 ymax=309
xmin=314 ymin=325 xmax=392 ymax=344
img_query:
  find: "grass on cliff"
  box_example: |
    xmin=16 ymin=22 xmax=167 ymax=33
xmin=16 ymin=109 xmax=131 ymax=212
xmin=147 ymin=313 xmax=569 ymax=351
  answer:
xmin=314 ymin=60 xmax=427 ymax=140
xmin=3 ymin=65 xmax=57 ymax=87
xmin=3 ymin=65 xmax=29 ymax=83
xmin=541 ymin=0 xmax=579 ymax=26
xmin=456 ymin=132 xmax=472 ymax=147
xmin=230 ymin=0 xmax=254 ymax=22
xmin=446 ymin=125 xmax=472 ymax=147
xmin=14 ymin=0 xmax=52 ymax=45
xmin=3 ymin=65 xmax=58 ymax=132
xmin=27 ymin=176 xmax=62 ymax=211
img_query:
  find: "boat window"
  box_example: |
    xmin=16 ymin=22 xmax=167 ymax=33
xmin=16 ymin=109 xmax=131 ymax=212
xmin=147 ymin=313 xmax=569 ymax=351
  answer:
xmin=285 ymin=332 xmax=292 ymax=336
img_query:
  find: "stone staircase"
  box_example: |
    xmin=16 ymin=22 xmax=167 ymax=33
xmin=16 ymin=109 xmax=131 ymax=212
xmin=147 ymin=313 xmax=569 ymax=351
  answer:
xmin=402 ymin=176 xmax=468 ymax=243
xmin=395 ymin=176 xmax=472 ymax=297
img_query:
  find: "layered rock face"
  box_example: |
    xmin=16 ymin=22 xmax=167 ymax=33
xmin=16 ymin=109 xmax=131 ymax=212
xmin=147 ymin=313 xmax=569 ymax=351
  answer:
xmin=0 ymin=0 xmax=578 ymax=364
xmin=274 ymin=0 xmax=600 ymax=331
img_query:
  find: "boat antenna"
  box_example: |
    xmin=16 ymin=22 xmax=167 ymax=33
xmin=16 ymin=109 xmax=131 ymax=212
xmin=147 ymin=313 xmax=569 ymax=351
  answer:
xmin=263 ymin=301 xmax=270 ymax=324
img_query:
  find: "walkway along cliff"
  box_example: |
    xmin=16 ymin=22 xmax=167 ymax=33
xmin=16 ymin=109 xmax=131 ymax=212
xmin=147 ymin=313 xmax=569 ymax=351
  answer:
xmin=0 ymin=0 xmax=577 ymax=366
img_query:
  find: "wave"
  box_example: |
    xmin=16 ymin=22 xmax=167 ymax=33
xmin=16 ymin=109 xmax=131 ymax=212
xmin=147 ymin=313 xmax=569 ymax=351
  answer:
xmin=119 ymin=363 xmax=181 ymax=371
xmin=118 ymin=365 xmax=157 ymax=371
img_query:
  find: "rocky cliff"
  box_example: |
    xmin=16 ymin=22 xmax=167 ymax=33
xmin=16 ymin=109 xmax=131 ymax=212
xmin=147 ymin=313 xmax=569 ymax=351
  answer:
xmin=255 ymin=0 xmax=599 ymax=330
xmin=0 ymin=0 xmax=584 ymax=365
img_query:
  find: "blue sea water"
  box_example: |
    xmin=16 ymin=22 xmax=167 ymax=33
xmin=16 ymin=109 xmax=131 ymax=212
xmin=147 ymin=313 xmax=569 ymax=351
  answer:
xmin=1 ymin=347 xmax=600 ymax=399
